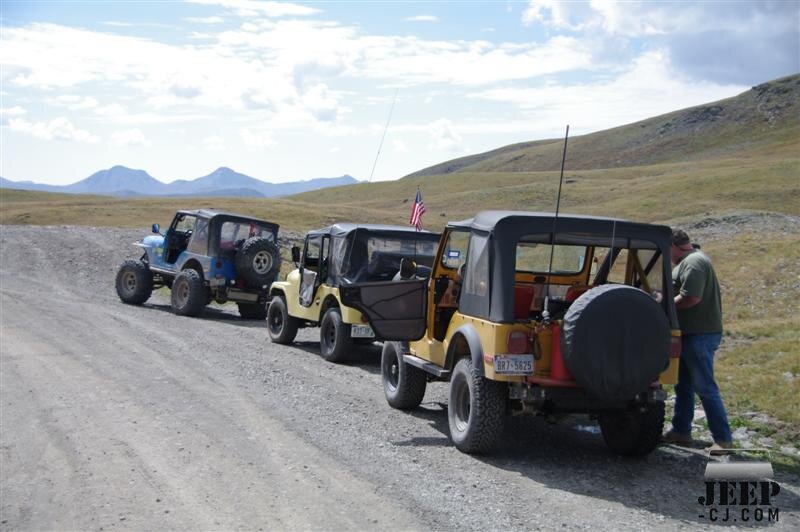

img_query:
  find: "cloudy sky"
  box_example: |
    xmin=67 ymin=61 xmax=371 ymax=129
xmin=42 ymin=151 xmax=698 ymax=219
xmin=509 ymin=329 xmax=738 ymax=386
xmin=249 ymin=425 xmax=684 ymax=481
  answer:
xmin=1 ymin=0 xmax=798 ymax=185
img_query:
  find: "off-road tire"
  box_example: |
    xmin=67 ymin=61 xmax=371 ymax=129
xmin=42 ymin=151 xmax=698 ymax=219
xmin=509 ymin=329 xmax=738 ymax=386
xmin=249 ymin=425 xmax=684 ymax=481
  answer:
xmin=448 ymin=357 xmax=506 ymax=454
xmin=171 ymin=269 xmax=207 ymax=317
xmin=116 ymin=260 xmax=153 ymax=305
xmin=382 ymin=342 xmax=427 ymax=409
xmin=598 ymin=400 xmax=665 ymax=456
xmin=267 ymin=296 xmax=299 ymax=344
xmin=237 ymin=302 xmax=268 ymax=320
xmin=319 ymin=307 xmax=353 ymax=363
xmin=235 ymin=238 xmax=280 ymax=288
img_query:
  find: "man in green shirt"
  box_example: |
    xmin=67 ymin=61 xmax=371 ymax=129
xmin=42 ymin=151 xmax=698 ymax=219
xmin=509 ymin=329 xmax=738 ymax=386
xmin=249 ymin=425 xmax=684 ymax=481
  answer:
xmin=663 ymin=229 xmax=732 ymax=455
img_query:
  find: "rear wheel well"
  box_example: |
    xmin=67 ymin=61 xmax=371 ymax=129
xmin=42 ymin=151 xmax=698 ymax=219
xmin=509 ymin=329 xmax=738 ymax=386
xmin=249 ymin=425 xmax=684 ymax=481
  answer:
xmin=447 ymin=333 xmax=471 ymax=371
xmin=182 ymin=259 xmax=204 ymax=280
xmin=321 ymin=295 xmax=340 ymax=314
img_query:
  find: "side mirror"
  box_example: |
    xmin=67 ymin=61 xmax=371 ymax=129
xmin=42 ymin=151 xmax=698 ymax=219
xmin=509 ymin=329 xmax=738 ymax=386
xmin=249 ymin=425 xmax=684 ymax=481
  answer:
xmin=291 ymin=245 xmax=301 ymax=264
xmin=152 ymin=223 xmax=160 ymax=234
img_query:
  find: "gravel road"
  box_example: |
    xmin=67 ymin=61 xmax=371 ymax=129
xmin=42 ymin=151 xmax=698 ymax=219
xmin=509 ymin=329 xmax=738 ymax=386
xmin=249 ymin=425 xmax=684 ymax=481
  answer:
xmin=1 ymin=225 xmax=798 ymax=530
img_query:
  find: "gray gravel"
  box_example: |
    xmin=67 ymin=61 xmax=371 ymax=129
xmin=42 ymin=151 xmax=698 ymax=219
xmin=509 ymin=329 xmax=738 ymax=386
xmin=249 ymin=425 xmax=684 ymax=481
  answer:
xmin=1 ymin=225 xmax=798 ymax=530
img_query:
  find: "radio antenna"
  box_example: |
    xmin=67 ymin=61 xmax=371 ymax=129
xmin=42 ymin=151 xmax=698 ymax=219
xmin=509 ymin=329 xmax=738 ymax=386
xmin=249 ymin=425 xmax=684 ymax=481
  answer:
xmin=542 ymin=124 xmax=570 ymax=323
xmin=368 ymin=89 xmax=398 ymax=183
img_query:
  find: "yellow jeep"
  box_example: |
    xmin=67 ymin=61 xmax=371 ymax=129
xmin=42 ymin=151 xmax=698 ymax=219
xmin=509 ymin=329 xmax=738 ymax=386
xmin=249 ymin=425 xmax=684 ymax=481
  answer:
xmin=266 ymin=223 xmax=440 ymax=362
xmin=341 ymin=211 xmax=681 ymax=456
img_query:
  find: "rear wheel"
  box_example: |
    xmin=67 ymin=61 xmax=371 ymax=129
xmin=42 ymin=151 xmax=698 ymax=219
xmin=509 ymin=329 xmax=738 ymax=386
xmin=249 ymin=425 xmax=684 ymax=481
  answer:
xmin=319 ymin=307 xmax=352 ymax=363
xmin=599 ymin=400 xmax=665 ymax=456
xmin=381 ymin=342 xmax=426 ymax=409
xmin=267 ymin=296 xmax=299 ymax=344
xmin=171 ymin=269 xmax=206 ymax=317
xmin=115 ymin=260 xmax=153 ymax=305
xmin=448 ymin=357 xmax=506 ymax=454
xmin=237 ymin=302 xmax=268 ymax=320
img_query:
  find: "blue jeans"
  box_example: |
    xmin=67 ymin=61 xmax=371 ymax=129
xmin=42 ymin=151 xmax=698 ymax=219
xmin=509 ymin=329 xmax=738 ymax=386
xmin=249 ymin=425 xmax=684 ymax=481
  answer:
xmin=671 ymin=333 xmax=732 ymax=443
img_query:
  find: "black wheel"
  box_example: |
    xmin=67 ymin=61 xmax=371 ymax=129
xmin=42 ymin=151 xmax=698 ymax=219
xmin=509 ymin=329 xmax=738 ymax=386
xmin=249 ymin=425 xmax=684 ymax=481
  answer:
xmin=238 ymin=302 xmax=268 ymax=320
xmin=115 ymin=260 xmax=153 ymax=305
xmin=235 ymin=237 xmax=281 ymax=288
xmin=599 ymin=400 xmax=665 ymax=456
xmin=170 ymin=269 xmax=207 ymax=317
xmin=381 ymin=342 xmax=426 ymax=409
xmin=267 ymin=296 xmax=299 ymax=344
xmin=319 ymin=307 xmax=352 ymax=363
xmin=448 ymin=357 xmax=506 ymax=454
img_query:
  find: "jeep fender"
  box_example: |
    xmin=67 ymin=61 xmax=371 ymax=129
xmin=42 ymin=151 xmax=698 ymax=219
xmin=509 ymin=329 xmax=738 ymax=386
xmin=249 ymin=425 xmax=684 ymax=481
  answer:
xmin=446 ymin=324 xmax=485 ymax=377
xmin=134 ymin=234 xmax=164 ymax=263
xmin=181 ymin=258 xmax=205 ymax=280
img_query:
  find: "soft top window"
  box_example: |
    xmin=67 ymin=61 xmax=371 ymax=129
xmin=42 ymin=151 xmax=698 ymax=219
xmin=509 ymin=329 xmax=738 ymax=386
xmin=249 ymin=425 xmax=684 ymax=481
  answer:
xmin=219 ymin=220 xmax=275 ymax=250
xmin=338 ymin=231 xmax=439 ymax=283
xmin=516 ymin=237 xmax=587 ymax=275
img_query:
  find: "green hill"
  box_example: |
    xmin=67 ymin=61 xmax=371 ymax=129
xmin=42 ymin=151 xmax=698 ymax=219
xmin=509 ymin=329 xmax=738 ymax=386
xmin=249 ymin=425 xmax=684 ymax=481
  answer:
xmin=406 ymin=74 xmax=799 ymax=178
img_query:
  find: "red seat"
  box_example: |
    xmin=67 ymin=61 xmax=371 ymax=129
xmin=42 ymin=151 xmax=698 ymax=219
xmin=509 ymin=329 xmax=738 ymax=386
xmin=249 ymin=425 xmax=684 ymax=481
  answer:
xmin=514 ymin=285 xmax=535 ymax=319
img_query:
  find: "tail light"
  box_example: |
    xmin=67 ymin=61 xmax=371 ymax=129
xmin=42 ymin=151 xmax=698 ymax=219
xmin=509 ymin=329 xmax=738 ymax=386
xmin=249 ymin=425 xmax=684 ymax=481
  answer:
xmin=360 ymin=314 xmax=369 ymax=324
xmin=669 ymin=334 xmax=682 ymax=358
xmin=507 ymin=331 xmax=529 ymax=354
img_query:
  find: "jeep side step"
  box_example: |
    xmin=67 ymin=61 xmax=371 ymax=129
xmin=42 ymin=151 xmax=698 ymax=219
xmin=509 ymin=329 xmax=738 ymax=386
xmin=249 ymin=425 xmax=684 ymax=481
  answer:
xmin=403 ymin=354 xmax=451 ymax=378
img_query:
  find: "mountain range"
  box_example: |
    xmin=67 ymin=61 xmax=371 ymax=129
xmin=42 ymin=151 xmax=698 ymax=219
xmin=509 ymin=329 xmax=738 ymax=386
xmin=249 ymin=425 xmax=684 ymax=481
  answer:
xmin=0 ymin=166 xmax=358 ymax=198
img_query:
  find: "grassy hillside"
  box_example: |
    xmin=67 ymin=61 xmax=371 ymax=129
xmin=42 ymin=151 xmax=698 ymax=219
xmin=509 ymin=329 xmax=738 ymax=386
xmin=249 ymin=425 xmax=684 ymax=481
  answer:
xmin=407 ymin=74 xmax=799 ymax=178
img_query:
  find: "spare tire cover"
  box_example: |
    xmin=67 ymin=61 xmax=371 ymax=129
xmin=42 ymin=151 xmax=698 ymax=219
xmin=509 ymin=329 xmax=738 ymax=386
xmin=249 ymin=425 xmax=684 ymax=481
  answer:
xmin=561 ymin=284 xmax=669 ymax=401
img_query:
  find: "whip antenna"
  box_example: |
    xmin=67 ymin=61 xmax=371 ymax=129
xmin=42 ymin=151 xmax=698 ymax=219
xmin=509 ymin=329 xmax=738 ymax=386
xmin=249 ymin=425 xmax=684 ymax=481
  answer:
xmin=368 ymin=89 xmax=398 ymax=183
xmin=543 ymin=124 xmax=570 ymax=323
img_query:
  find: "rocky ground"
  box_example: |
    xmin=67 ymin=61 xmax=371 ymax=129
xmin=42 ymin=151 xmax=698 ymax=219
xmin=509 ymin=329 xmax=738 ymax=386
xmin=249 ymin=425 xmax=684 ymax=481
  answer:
xmin=1 ymin=225 xmax=798 ymax=530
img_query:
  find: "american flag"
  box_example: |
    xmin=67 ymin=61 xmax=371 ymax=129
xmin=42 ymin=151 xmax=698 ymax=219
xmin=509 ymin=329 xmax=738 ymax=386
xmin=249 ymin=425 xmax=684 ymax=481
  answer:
xmin=409 ymin=189 xmax=426 ymax=230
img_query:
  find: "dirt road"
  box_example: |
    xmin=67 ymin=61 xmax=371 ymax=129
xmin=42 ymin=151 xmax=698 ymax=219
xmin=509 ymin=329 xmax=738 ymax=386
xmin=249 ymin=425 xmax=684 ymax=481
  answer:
xmin=1 ymin=226 xmax=798 ymax=530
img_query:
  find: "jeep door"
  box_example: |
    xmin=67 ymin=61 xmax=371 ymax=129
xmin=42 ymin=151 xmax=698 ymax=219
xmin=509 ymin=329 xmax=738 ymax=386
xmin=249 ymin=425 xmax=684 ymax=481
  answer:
xmin=338 ymin=279 xmax=428 ymax=340
xmin=299 ymin=235 xmax=329 ymax=307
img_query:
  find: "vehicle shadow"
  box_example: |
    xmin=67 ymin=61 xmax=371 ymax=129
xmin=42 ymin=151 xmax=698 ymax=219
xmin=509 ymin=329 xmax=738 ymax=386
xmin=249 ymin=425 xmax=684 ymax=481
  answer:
xmin=396 ymin=404 xmax=800 ymax=524
xmin=141 ymin=302 xmax=269 ymax=329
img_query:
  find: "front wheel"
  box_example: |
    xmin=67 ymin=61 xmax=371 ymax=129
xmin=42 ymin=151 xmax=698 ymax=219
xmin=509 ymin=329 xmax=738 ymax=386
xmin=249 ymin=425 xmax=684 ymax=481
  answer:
xmin=267 ymin=296 xmax=299 ymax=344
xmin=237 ymin=302 xmax=268 ymax=320
xmin=319 ymin=307 xmax=352 ymax=363
xmin=448 ymin=357 xmax=506 ymax=454
xmin=598 ymin=400 xmax=665 ymax=456
xmin=170 ymin=269 xmax=207 ymax=317
xmin=382 ymin=342 xmax=427 ymax=409
xmin=116 ymin=260 xmax=153 ymax=305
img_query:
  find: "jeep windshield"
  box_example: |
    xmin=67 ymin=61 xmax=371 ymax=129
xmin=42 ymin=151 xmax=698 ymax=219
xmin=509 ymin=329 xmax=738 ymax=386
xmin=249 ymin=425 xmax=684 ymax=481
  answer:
xmin=337 ymin=231 xmax=440 ymax=283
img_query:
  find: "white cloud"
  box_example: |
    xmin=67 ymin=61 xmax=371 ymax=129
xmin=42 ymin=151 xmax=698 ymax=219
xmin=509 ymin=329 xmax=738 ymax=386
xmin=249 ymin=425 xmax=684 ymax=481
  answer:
xmin=1 ymin=106 xmax=27 ymax=117
xmin=405 ymin=15 xmax=439 ymax=23
xmin=111 ymin=128 xmax=151 ymax=147
xmin=241 ymin=128 xmax=275 ymax=149
xmin=9 ymin=116 xmax=100 ymax=143
xmin=428 ymin=119 xmax=462 ymax=152
xmin=470 ymin=50 xmax=748 ymax=134
xmin=55 ymin=95 xmax=99 ymax=110
xmin=184 ymin=16 xmax=225 ymax=24
xmin=203 ymin=135 xmax=226 ymax=150
xmin=187 ymin=0 xmax=320 ymax=18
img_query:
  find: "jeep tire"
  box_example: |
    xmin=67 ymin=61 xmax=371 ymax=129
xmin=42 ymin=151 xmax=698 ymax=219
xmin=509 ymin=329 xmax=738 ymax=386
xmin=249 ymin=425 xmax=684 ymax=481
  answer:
xmin=116 ymin=260 xmax=153 ymax=305
xmin=448 ymin=357 xmax=506 ymax=454
xmin=171 ymin=269 xmax=207 ymax=316
xmin=267 ymin=296 xmax=299 ymax=344
xmin=599 ymin=400 xmax=665 ymax=456
xmin=319 ymin=307 xmax=352 ymax=363
xmin=235 ymin=237 xmax=280 ymax=288
xmin=382 ymin=342 xmax=426 ymax=409
xmin=237 ymin=302 xmax=268 ymax=320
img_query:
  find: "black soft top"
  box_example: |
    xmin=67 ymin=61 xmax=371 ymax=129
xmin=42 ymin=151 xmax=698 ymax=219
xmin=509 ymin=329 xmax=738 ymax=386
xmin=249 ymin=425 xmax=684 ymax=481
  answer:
xmin=307 ymin=223 xmax=438 ymax=238
xmin=177 ymin=209 xmax=279 ymax=233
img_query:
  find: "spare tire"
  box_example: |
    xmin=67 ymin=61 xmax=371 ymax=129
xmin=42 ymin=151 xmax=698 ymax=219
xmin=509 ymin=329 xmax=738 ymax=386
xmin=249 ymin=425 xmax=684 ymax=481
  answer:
xmin=561 ymin=284 xmax=669 ymax=401
xmin=235 ymin=237 xmax=281 ymax=288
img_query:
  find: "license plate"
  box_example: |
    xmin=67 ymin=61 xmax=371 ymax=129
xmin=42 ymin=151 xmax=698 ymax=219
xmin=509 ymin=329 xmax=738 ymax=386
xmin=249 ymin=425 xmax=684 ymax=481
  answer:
xmin=351 ymin=324 xmax=375 ymax=338
xmin=493 ymin=355 xmax=534 ymax=375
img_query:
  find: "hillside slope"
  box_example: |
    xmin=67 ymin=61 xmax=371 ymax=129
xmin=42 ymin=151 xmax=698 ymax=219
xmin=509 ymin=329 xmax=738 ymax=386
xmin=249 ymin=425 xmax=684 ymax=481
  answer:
xmin=407 ymin=74 xmax=799 ymax=178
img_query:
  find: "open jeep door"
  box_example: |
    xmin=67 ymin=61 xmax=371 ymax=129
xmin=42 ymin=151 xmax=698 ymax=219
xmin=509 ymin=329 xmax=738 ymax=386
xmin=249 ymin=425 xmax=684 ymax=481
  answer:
xmin=339 ymin=279 xmax=427 ymax=340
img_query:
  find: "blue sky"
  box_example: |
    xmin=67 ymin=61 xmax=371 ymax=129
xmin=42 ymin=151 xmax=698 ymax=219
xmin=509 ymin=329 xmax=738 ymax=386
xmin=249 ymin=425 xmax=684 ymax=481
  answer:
xmin=1 ymin=0 xmax=798 ymax=185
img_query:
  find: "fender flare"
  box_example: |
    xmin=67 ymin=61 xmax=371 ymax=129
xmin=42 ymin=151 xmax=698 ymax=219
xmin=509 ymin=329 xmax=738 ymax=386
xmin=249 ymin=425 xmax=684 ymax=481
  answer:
xmin=446 ymin=324 xmax=485 ymax=376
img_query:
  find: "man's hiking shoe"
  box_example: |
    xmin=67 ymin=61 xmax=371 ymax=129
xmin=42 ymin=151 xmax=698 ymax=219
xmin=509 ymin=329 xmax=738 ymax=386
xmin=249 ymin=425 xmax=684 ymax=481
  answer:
xmin=662 ymin=430 xmax=693 ymax=446
xmin=707 ymin=441 xmax=734 ymax=456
